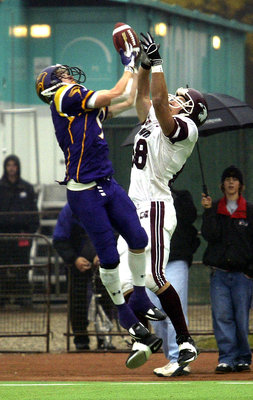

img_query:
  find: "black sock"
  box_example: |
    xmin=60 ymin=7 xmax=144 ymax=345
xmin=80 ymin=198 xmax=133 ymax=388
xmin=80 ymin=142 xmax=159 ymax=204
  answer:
xmin=158 ymin=284 xmax=189 ymax=337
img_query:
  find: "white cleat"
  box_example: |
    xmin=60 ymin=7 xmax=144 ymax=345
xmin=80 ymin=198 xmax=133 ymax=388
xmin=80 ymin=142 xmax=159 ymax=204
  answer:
xmin=153 ymin=361 xmax=191 ymax=377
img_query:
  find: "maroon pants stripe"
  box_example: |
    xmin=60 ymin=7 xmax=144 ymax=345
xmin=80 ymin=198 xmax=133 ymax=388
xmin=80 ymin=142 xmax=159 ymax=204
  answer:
xmin=150 ymin=201 xmax=166 ymax=288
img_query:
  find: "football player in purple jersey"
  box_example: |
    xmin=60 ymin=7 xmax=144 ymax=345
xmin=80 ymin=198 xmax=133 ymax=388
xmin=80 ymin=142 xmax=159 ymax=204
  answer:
xmin=36 ymin=42 xmax=165 ymax=369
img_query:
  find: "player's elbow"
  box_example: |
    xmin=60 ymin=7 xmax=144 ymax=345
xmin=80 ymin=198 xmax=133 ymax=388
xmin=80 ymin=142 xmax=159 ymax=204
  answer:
xmin=152 ymin=94 xmax=164 ymax=109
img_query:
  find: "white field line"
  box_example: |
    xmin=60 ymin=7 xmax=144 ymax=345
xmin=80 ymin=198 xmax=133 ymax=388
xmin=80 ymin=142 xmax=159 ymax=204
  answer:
xmin=0 ymin=381 xmax=252 ymax=387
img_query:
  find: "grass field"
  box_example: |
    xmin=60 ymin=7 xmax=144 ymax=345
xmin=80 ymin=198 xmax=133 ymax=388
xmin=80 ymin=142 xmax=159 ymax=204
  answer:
xmin=0 ymin=381 xmax=252 ymax=400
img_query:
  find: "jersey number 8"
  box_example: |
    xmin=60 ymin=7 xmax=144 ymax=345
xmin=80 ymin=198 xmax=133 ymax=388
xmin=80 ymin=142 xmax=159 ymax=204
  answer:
xmin=132 ymin=139 xmax=148 ymax=170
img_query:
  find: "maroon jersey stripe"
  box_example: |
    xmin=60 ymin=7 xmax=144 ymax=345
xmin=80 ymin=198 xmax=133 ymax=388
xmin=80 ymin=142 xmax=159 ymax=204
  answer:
xmin=170 ymin=117 xmax=189 ymax=144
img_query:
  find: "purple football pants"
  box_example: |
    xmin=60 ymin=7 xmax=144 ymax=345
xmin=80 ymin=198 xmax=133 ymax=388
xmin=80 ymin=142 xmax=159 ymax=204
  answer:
xmin=67 ymin=177 xmax=148 ymax=267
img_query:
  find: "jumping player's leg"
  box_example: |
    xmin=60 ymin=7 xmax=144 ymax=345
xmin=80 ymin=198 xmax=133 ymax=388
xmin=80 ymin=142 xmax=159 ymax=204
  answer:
xmin=107 ymin=180 xmax=165 ymax=321
xmin=117 ymin=235 xmax=163 ymax=368
xmin=67 ymin=187 xmax=137 ymax=329
xmin=148 ymin=260 xmax=189 ymax=362
xmin=125 ymin=200 xmax=198 ymax=368
xmin=67 ymin=184 xmax=163 ymax=368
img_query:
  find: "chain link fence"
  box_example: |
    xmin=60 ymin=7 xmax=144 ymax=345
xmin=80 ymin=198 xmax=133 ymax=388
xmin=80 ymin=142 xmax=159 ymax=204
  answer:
xmin=0 ymin=233 xmax=51 ymax=352
xmin=0 ymin=225 xmax=252 ymax=352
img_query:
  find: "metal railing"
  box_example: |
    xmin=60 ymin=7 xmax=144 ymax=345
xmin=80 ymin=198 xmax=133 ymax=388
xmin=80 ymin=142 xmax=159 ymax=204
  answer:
xmin=0 ymin=233 xmax=52 ymax=352
xmin=0 ymin=228 xmax=252 ymax=352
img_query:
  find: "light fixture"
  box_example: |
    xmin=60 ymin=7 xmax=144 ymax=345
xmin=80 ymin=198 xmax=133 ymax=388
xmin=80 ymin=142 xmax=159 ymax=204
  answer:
xmin=9 ymin=25 xmax=28 ymax=37
xmin=154 ymin=23 xmax=167 ymax=37
xmin=212 ymin=35 xmax=221 ymax=50
xmin=30 ymin=24 xmax=51 ymax=38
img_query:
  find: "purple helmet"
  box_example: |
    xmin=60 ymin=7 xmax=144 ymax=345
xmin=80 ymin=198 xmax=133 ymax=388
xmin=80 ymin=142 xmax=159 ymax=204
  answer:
xmin=35 ymin=64 xmax=86 ymax=104
xmin=169 ymin=87 xmax=208 ymax=127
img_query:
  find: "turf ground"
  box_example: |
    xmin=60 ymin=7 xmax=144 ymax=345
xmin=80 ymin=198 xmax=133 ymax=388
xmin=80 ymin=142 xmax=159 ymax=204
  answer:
xmin=0 ymin=381 xmax=253 ymax=400
xmin=0 ymin=352 xmax=252 ymax=399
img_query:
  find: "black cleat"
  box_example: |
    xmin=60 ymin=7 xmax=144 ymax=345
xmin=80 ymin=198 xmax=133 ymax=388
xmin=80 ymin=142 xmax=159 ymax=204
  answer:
xmin=128 ymin=322 xmax=150 ymax=341
xmin=129 ymin=303 xmax=166 ymax=322
xmin=128 ymin=323 xmax=163 ymax=353
xmin=176 ymin=335 xmax=199 ymax=367
xmin=126 ymin=323 xmax=163 ymax=369
xmin=126 ymin=342 xmax=152 ymax=369
xmin=142 ymin=306 xmax=166 ymax=321
xmin=127 ymin=291 xmax=166 ymax=321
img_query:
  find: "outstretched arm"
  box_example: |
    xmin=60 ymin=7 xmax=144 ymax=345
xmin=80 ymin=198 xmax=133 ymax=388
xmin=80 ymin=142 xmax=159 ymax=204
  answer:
xmin=92 ymin=42 xmax=138 ymax=109
xmin=136 ymin=65 xmax=151 ymax=123
xmin=94 ymin=70 xmax=134 ymax=108
xmin=135 ymin=48 xmax=152 ymax=122
xmin=140 ymin=32 xmax=176 ymax=137
xmin=107 ymin=71 xmax=138 ymax=119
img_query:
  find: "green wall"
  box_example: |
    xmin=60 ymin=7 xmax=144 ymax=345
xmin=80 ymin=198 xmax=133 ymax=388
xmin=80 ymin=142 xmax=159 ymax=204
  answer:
xmin=0 ymin=0 xmax=28 ymax=105
xmin=0 ymin=1 xmax=247 ymax=105
xmin=1 ymin=0 xmax=252 ymax=219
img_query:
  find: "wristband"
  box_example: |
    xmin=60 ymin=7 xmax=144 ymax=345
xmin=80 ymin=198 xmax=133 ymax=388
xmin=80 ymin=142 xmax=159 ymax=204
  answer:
xmin=151 ymin=65 xmax=163 ymax=73
xmin=124 ymin=66 xmax=134 ymax=73
xmin=141 ymin=62 xmax=151 ymax=70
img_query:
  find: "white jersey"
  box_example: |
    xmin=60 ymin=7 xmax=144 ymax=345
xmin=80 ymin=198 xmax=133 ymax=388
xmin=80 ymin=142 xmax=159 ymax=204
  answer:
xmin=128 ymin=106 xmax=198 ymax=203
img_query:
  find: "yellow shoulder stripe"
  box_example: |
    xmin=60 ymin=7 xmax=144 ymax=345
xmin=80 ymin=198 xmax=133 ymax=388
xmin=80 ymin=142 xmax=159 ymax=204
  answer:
xmin=81 ymin=90 xmax=94 ymax=111
xmin=54 ymin=85 xmax=71 ymax=116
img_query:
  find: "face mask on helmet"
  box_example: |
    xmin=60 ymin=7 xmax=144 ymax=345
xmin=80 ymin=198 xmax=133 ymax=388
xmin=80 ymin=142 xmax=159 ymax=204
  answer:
xmin=35 ymin=64 xmax=86 ymax=104
xmin=169 ymin=87 xmax=208 ymax=127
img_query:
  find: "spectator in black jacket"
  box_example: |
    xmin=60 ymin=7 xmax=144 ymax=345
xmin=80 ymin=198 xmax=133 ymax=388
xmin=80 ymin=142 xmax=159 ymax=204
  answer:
xmin=0 ymin=154 xmax=39 ymax=306
xmin=201 ymin=165 xmax=253 ymax=374
xmin=53 ymin=203 xmax=116 ymax=350
xmin=148 ymin=188 xmax=200 ymax=377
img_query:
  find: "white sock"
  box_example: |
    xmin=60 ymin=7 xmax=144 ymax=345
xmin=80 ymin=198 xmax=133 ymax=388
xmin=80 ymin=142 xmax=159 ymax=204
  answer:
xmin=99 ymin=266 xmax=125 ymax=305
xmin=128 ymin=250 xmax=146 ymax=287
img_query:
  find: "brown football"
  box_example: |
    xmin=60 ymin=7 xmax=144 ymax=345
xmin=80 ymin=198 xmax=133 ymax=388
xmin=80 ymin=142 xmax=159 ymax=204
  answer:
xmin=112 ymin=22 xmax=140 ymax=53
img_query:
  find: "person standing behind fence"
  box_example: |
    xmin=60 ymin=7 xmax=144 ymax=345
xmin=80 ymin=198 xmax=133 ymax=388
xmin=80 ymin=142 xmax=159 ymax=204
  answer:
xmin=0 ymin=154 xmax=39 ymax=307
xmin=201 ymin=165 xmax=253 ymax=374
xmin=53 ymin=203 xmax=116 ymax=351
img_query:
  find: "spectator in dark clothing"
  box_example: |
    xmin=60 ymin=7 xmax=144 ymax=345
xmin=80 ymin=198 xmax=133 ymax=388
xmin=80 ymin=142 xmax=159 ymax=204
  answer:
xmin=53 ymin=203 xmax=116 ymax=350
xmin=0 ymin=154 xmax=39 ymax=306
xmin=201 ymin=165 xmax=253 ymax=374
xmin=149 ymin=189 xmax=200 ymax=377
xmin=169 ymin=189 xmax=200 ymax=266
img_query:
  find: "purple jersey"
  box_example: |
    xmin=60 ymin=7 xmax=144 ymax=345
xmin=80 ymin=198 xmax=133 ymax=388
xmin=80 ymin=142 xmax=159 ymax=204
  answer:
xmin=50 ymin=83 xmax=114 ymax=183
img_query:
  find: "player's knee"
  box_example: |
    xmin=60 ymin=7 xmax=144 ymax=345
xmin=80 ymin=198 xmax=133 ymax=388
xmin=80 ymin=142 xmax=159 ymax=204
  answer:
xmin=127 ymin=227 xmax=148 ymax=249
xmin=100 ymin=261 xmax=119 ymax=270
xmin=145 ymin=273 xmax=159 ymax=293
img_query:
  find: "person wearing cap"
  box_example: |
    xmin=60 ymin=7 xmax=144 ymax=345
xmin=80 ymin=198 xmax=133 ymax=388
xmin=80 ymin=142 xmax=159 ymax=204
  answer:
xmin=201 ymin=165 xmax=253 ymax=374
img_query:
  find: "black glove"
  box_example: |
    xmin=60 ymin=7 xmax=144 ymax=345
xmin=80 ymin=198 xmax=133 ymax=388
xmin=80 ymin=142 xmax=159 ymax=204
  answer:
xmin=140 ymin=32 xmax=162 ymax=66
xmin=140 ymin=46 xmax=151 ymax=70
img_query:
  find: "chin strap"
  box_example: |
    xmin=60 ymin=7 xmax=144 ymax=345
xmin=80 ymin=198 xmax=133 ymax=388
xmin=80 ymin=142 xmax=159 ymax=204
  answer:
xmin=41 ymin=82 xmax=66 ymax=98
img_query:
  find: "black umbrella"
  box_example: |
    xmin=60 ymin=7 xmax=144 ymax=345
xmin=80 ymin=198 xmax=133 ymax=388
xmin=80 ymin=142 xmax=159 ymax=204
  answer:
xmin=194 ymin=93 xmax=253 ymax=194
xmin=121 ymin=93 xmax=253 ymax=194
xmin=199 ymin=93 xmax=253 ymax=136
xmin=121 ymin=122 xmax=142 ymax=147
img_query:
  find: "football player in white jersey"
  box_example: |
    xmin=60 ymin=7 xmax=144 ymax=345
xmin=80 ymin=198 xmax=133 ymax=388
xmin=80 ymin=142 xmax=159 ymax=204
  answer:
xmin=118 ymin=32 xmax=208 ymax=374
